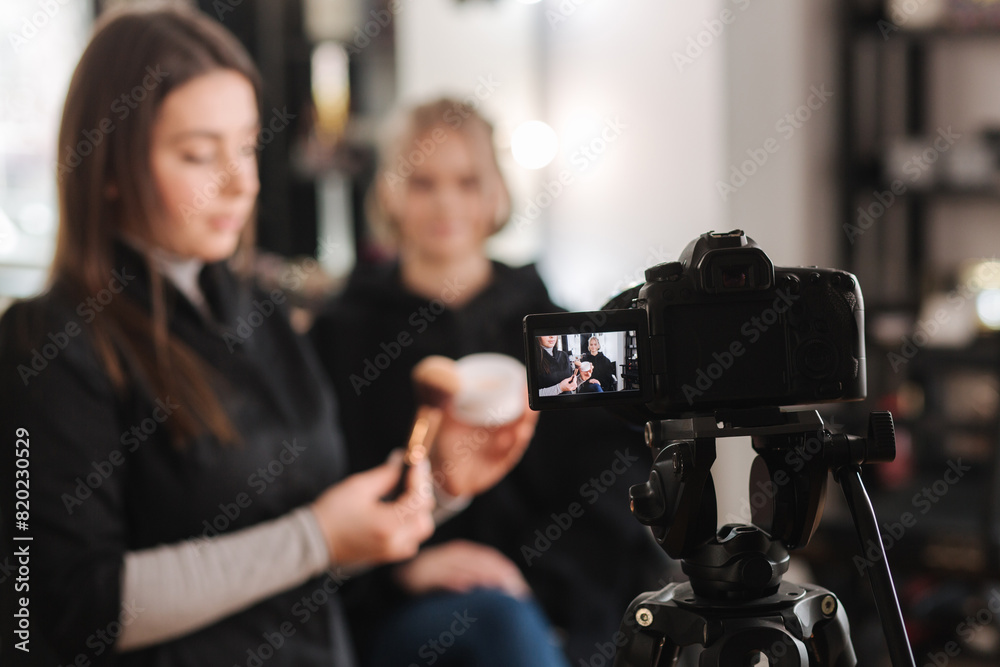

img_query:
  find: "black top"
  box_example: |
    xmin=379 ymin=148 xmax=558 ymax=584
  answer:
xmin=310 ymin=261 xmax=669 ymax=664
xmin=537 ymin=344 xmax=575 ymax=393
xmin=0 ymin=243 xmax=354 ymax=667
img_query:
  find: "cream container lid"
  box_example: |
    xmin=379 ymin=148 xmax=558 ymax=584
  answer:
xmin=452 ymin=353 xmax=526 ymax=427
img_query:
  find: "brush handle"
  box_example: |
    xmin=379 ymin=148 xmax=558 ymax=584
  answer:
xmin=382 ymin=461 xmax=412 ymax=503
xmin=382 ymin=408 xmax=443 ymax=502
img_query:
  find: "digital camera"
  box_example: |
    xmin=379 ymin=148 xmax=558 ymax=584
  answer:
xmin=523 ymin=230 xmax=866 ymax=417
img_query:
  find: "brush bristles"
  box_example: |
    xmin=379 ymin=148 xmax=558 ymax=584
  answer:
xmin=412 ymin=355 xmax=461 ymax=407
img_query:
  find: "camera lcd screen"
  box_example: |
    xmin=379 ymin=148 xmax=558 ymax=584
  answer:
xmin=523 ymin=310 xmax=650 ymax=410
xmin=658 ymin=301 xmax=790 ymax=407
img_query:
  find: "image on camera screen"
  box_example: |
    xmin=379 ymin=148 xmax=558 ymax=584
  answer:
xmin=533 ymin=330 xmax=639 ymax=397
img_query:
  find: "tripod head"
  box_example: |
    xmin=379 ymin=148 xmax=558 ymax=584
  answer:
xmin=615 ymin=408 xmax=911 ymax=666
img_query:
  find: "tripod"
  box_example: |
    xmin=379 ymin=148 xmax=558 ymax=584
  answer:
xmin=615 ymin=408 xmax=917 ymax=667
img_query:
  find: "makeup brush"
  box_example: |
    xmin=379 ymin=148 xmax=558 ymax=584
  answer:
xmin=382 ymin=355 xmax=460 ymax=502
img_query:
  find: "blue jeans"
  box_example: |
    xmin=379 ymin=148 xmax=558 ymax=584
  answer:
xmin=366 ymin=589 xmax=571 ymax=667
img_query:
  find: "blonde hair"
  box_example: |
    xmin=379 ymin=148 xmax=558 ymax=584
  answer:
xmin=367 ymin=98 xmax=511 ymax=251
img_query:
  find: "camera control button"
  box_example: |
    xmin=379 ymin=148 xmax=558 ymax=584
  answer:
xmin=799 ymin=339 xmax=836 ymax=378
xmin=778 ymin=274 xmax=801 ymax=294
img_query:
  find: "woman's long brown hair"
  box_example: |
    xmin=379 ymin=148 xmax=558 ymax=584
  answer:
xmin=53 ymin=4 xmax=262 ymax=446
xmin=537 ymin=337 xmax=559 ymax=378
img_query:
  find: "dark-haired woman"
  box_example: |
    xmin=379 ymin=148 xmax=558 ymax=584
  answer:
xmin=0 ymin=6 xmax=440 ymax=665
xmin=536 ymin=335 xmax=578 ymax=396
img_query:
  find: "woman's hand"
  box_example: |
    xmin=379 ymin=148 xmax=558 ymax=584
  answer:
xmin=558 ymin=374 xmax=578 ymax=393
xmin=429 ymin=393 xmax=539 ymax=497
xmin=395 ymin=540 xmax=531 ymax=599
xmin=310 ymin=451 xmax=435 ymax=568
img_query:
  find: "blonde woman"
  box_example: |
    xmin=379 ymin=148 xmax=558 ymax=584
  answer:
xmin=311 ymin=99 xmax=666 ymax=666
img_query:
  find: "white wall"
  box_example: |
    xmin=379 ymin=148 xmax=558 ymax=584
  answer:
xmin=538 ymin=1 xmax=729 ymax=310
xmin=725 ymin=0 xmax=839 ymax=272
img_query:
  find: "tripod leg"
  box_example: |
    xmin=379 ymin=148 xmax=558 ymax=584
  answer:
xmin=838 ymin=466 xmax=916 ymax=667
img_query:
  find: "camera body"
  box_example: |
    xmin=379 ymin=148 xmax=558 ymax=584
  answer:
xmin=523 ymin=230 xmax=866 ymax=415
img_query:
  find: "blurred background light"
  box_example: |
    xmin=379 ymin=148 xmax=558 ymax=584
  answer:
xmin=976 ymin=289 xmax=1000 ymax=330
xmin=510 ymin=120 xmax=558 ymax=170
